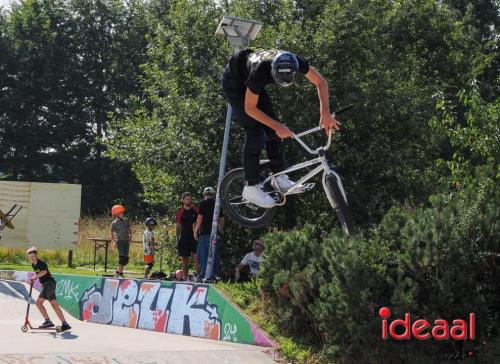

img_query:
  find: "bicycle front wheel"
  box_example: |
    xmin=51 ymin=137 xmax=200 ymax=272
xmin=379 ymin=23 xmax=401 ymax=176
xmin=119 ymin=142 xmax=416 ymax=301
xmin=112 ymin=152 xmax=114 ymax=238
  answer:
xmin=220 ymin=168 xmax=276 ymax=229
xmin=323 ymin=172 xmax=355 ymax=237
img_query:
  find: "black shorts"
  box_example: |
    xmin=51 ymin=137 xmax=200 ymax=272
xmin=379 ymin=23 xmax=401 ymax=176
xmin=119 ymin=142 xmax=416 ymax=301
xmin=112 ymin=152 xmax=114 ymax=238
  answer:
xmin=39 ymin=280 xmax=57 ymax=301
xmin=177 ymin=238 xmax=197 ymax=258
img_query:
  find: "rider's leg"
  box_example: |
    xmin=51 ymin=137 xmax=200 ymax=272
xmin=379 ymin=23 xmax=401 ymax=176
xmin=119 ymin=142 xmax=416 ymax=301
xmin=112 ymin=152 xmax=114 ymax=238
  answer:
xmin=221 ymin=76 xmax=277 ymax=207
xmin=222 ymin=78 xmax=263 ymax=184
xmin=257 ymin=89 xmax=284 ymax=174
xmin=242 ymin=127 xmax=265 ymax=185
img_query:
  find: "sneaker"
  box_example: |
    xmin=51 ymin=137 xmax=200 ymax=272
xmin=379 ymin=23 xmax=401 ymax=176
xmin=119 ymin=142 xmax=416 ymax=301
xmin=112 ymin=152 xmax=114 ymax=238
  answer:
xmin=39 ymin=320 xmax=54 ymax=329
xmin=114 ymin=271 xmax=120 ymax=278
xmin=242 ymin=185 xmax=276 ymax=208
xmin=272 ymin=175 xmax=296 ymax=192
xmin=193 ymin=275 xmax=201 ymax=283
xmin=60 ymin=322 xmax=71 ymax=332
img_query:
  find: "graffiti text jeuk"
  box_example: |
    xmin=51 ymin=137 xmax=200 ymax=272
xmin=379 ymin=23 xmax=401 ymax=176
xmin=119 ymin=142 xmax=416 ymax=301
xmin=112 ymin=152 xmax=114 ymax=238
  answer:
xmin=80 ymin=279 xmax=221 ymax=340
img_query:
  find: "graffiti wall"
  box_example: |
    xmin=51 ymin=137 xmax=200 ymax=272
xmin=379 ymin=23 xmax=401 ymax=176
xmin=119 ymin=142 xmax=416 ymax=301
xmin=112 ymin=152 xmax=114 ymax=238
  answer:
xmin=0 ymin=271 xmax=273 ymax=347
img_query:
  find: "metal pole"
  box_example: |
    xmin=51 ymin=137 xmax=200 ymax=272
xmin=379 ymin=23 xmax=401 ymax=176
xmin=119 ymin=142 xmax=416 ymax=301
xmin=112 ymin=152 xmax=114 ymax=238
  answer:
xmin=205 ymin=16 xmax=260 ymax=280
xmin=204 ymin=102 xmax=233 ymax=280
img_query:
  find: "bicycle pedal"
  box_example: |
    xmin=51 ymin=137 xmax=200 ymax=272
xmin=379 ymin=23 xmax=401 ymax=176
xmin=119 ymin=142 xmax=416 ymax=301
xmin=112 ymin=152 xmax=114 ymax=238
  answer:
xmin=304 ymin=183 xmax=315 ymax=191
xmin=242 ymin=199 xmax=260 ymax=211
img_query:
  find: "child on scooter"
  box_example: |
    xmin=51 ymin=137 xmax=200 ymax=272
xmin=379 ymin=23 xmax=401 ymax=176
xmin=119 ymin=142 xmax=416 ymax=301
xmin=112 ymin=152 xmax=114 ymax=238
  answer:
xmin=27 ymin=246 xmax=71 ymax=331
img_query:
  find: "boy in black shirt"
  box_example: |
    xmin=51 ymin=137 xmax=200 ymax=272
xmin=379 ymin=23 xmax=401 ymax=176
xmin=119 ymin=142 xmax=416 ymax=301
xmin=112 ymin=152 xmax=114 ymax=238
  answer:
xmin=27 ymin=246 xmax=71 ymax=331
xmin=175 ymin=192 xmax=200 ymax=281
xmin=221 ymin=49 xmax=340 ymax=208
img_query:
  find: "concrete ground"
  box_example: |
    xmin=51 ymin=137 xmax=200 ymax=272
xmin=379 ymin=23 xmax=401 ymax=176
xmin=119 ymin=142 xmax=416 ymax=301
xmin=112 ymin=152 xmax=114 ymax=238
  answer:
xmin=0 ymin=279 xmax=277 ymax=364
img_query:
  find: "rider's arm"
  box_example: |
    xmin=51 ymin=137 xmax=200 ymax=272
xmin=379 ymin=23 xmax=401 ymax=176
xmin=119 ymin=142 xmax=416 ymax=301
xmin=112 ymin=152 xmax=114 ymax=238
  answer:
xmin=32 ymin=270 xmax=48 ymax=281
xmin=305 ymin=67 xmax=330 ymax=114
xmin=244 ymin=89 xmax=280 ymax=129
xmin=245 ymin=89 xmax=294 ymax=139
xmin=305 ymin=67 xmax=340 ymax=132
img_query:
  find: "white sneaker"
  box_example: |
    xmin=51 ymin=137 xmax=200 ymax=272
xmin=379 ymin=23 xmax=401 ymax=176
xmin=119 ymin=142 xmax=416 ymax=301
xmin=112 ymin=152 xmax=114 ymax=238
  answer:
xmin=242 ymin=185 xmax=276 ymax=208
xmin=272 ymin=175 xmax=296 ymax=192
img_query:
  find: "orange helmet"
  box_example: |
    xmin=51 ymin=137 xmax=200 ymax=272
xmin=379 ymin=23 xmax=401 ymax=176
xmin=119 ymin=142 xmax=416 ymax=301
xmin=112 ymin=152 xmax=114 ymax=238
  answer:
xmin=111 ymin=205 xmax=126 ymax=217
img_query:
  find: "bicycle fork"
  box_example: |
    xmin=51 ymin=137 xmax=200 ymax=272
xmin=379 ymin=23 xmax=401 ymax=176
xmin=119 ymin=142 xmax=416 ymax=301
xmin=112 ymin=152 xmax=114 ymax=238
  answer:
xmin=321 ymin=154 xmax=348 ymax=208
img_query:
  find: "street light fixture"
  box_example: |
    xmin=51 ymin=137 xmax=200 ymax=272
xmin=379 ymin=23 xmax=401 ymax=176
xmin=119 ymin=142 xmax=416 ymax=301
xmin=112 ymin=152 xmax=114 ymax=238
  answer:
xmin=215 ymin=16 xmax=262 ymax=49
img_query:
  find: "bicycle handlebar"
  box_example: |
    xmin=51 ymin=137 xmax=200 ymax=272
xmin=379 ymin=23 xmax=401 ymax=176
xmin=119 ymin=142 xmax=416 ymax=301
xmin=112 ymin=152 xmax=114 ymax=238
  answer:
xmin=292 ymin=104 xmax=354 ymax=155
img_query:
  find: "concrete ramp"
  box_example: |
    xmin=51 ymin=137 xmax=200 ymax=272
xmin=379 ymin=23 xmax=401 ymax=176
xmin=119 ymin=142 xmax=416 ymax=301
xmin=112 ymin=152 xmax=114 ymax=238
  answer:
xmin=0 ymin=277 xmax=275 ymax=364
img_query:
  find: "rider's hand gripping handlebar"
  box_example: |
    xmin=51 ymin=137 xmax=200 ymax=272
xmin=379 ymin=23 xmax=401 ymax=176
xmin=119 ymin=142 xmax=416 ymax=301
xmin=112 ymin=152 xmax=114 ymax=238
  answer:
xmin=292 ymin=104 xmax=353 ymax=155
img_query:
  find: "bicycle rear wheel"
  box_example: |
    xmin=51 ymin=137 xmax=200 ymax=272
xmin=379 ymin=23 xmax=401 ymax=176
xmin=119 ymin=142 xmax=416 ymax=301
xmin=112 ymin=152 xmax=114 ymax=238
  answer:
xmin=220 ymin=168 xmax=276 ymax=229
xmin=323 ymin=172 xmax=355 ymax=237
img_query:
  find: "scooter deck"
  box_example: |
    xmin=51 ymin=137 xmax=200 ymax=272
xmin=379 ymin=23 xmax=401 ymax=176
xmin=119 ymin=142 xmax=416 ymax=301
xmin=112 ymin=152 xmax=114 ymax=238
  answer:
xmin=21 ymin=324 xmax=64 ymax=333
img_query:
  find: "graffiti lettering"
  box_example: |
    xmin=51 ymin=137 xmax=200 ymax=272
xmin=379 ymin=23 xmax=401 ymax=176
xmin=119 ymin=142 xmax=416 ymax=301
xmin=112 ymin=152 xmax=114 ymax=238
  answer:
xmin=137 ymin=281 xmax=171 ymax=332
xmin=111 ymin=280 xmax=139 ymax=328
xmin=80 ymin=280 xmax=221 ymax=340
xmin=81 ymin=279 xmax=119 ymax=323
xmin=167 ymin=284 xmax=220 ymax=339
xmin=223 ymin=323 xmax=238 ymax=341
xmin=56 ymin=279 xmax=80 ymax=301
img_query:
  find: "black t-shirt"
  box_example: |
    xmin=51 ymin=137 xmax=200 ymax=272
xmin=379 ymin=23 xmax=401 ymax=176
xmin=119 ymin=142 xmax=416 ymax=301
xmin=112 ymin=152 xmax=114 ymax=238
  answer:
xmin=32 ymin=259 xmax=55 ymax=284
xmin=198 ymin=198 xmax=223 ymax=235
xmin=227 ymin=48 xmax=310 ymax=94
xmin=176 ymin=207 xmax=198 ymax=241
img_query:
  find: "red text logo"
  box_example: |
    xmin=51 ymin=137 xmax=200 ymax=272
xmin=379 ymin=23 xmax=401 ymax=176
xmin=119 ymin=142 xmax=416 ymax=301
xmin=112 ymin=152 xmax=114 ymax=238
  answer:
xmin=379 ymin=307 xmax=475 ymax=341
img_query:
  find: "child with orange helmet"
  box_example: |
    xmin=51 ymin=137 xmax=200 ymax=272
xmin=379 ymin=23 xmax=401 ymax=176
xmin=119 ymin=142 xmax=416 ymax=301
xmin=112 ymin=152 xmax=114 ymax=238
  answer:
xmin=110 ymin=204 xmax=131 ymax=278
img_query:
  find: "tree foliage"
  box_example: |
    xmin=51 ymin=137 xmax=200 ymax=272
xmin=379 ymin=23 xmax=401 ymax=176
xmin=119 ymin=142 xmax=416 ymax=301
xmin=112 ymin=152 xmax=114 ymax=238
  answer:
xmin=1 ymin=1 xmax=499 ymax=360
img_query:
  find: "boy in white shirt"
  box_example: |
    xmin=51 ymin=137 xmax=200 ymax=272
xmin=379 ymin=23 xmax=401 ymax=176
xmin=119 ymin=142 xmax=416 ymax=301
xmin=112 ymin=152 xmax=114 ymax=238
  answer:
xmin=235 ymin=239 xmax=264 ymax=281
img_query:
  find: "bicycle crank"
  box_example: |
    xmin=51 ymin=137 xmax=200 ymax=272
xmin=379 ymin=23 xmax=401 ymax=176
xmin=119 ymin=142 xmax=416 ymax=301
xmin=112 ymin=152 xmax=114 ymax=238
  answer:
xmin=285 ymin=183 xmax=316 ymax=195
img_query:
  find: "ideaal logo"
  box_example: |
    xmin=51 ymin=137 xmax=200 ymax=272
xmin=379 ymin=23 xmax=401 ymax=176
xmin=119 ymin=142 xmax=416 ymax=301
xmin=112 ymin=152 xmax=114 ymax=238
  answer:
xmin=379 ymin=307 xmax=475 ymax=341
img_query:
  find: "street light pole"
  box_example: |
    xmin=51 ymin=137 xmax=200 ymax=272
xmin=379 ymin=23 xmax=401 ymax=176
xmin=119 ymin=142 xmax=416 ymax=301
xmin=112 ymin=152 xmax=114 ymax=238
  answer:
xmin=204 ymin=17 xmax=262 ymax=281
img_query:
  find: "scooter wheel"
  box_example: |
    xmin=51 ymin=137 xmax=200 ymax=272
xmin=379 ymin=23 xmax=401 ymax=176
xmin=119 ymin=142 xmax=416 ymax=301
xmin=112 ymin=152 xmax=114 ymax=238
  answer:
xmin=21 ymin=325 xmax=29 ymax=333
xmin=55 ymin=326 xmax=62 ymax=333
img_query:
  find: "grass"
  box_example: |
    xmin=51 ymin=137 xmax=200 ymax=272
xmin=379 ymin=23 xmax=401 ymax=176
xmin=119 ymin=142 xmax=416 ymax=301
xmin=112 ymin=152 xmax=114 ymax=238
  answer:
xmin=216 ymin=281 xmax=326 ymax=364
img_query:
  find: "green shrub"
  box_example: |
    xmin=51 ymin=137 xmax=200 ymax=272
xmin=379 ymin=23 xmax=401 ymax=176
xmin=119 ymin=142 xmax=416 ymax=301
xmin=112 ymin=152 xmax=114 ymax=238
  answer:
xmin=261 ymin=166 xmax=500 ymax=363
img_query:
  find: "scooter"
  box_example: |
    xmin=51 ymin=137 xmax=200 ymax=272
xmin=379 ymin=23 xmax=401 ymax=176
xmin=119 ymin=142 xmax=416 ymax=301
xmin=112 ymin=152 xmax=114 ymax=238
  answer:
xmin=21 ymin=282 xmax=62 ymax=333
xmin=149 ymin=243 xmax=171 ymax=280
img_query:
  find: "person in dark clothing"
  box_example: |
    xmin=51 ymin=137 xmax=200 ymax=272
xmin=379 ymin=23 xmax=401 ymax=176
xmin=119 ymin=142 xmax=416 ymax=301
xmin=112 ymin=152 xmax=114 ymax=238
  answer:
xmin=221 ymin=49 xmax=340 ymax=208
xmin=27 ymin=246 xmax=71 ymax=331
xmin=176 ymin=192 xmax=200 ymax=281
xmin=194 ymin=187 xmax=224 ymax=279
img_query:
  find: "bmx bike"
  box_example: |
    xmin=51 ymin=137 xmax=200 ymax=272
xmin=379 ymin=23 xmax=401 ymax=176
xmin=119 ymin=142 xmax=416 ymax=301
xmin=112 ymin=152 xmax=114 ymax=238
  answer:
xmin=220 ymin=105 xmax=355 ymax=236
